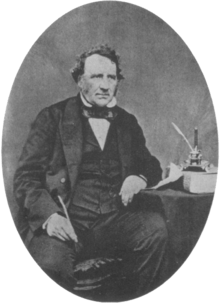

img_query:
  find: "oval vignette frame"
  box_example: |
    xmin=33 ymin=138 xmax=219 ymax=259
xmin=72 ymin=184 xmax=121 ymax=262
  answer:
xmin=0 ymin=0 xmax=219 ymax=303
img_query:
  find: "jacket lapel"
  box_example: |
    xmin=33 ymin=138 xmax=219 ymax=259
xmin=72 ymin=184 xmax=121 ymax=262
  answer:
xmin=60 ymin=98 xmax=132 ymax=187
xmin=60 ymin=96 xmax=83 ymax=189
xmin=115 ymin=113 xmax=132 ymax=180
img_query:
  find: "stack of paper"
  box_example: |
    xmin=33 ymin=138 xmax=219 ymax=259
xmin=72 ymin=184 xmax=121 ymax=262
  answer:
xmin=183 ymin=171 xmax=217 ymax=194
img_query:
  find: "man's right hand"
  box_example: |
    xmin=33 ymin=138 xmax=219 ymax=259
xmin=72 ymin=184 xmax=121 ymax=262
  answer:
xmin=45 ymin=213 xmax=78 ymax=242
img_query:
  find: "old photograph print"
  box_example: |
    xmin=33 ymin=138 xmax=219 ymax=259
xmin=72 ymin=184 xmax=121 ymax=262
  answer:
xmin=1 ymin=1 xmax=218 ymax=302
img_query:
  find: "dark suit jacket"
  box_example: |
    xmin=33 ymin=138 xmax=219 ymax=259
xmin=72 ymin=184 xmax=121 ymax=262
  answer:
xmin=14 ymin=94 xmax=162 ymax=246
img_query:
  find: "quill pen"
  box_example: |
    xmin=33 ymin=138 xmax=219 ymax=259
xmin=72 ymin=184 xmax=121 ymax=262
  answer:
xmin=172 ymin=122 xmax=194 ymax=151
xmin=57 ymin=195 xmax=78 ymax=242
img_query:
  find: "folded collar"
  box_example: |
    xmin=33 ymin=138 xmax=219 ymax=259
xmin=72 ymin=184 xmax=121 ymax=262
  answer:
xmin=80 ymin=92 xmax=117 ymax=108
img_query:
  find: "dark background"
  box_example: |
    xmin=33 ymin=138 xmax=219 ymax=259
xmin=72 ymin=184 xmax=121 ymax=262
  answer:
xmin=2 ymin=1 xmax=218 ymax=217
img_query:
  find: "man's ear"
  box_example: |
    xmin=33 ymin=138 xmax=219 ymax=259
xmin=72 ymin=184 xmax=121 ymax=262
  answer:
xmin=114 ymin=81 xmax=119 ymax=96
xmin=77 ymin=75 xmax=83 ymax=89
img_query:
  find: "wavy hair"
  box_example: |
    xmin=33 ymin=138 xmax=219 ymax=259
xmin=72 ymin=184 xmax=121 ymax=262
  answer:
xmin=71 ymin=44 xmax=124 ymax=83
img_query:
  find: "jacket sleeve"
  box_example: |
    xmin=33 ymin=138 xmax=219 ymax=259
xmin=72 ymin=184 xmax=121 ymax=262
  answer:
xmin=13 ymin=107 xmax=62 ymax=233
xmin=130 ymin=115 xmax=162 ymax=187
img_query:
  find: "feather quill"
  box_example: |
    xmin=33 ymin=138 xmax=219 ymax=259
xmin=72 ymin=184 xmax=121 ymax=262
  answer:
xmin=172 ymin=122 xmax=194 ymax=151
xmin=57 ymin=195 xmax=78 ymax=242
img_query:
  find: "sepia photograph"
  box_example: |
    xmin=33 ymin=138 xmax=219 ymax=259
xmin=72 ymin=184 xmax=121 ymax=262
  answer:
xmin=1 ymin=1 xmax=220 ymax=302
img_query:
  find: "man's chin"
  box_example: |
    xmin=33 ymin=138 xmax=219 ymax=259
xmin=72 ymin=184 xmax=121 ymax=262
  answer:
xmin=93 ymin=98 xmax=112 ymax=107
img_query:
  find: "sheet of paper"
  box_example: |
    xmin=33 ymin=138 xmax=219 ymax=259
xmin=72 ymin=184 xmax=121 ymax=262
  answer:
xmin=149 ymin=163 xmax=183 ymax=190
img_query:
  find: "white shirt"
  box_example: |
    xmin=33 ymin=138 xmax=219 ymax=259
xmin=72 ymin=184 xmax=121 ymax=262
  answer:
xmin=80 ymin=93 xmax=117 ymax=150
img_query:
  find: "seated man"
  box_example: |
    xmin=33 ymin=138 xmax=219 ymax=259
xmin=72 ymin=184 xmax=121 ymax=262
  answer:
xmin=14 ymin=44 xmax=168 ymax=300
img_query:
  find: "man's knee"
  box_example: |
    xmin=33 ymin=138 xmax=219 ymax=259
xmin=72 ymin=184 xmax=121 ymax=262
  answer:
xmin=28 ymin=234 xmax=77 ymax=278
xmin=133 ymin=212 xmax=168 ymax=251
xmin=116 ymin=210 xmax=167 ymax=251
xmin=152 ymin=214 xmax=168 ymax=240
xmin=139 ymin=210 xmax=166 ymax=232
xmin=153 ymin=224 xmax=168 ymax=247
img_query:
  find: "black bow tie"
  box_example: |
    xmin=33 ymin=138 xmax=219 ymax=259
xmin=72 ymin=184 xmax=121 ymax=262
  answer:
xmin=81 ymin=105 xmax=118 ymax=121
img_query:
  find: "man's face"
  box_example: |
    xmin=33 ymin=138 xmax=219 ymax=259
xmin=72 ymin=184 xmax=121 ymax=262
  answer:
xmin=78 ymin=54 xmax=118 ymax=107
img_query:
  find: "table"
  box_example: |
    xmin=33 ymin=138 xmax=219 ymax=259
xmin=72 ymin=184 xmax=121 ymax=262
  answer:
xmin=68 ymin=188 xmax=213 ymax=300
xmin=140 ymin=189 xmax=213 ymax=270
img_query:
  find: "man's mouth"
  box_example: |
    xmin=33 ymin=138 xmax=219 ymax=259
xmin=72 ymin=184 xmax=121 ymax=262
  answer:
xmin=96 ymin=94 xmax=110 ymax=98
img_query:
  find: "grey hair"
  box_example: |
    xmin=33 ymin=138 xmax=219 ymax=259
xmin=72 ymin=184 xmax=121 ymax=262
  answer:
xmin=71 ymin=44 xmax=124 ymax=83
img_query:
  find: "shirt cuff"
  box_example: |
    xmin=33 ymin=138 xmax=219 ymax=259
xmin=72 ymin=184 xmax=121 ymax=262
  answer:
xmin=138 ymin=175 xmax=148 ymax=186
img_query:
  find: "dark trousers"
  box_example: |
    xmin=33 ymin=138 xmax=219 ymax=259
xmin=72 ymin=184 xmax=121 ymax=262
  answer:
xmin=29 ymin=207 xmax=168 ymax=298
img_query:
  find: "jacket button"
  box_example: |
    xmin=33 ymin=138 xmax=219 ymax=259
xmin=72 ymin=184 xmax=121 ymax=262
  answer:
xmin=60 ymin=178 xmax=66 ymax=184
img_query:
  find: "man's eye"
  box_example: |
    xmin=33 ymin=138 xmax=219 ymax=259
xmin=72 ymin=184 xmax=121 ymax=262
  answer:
xmin=91 ymin=75 xmax=102 ymax=79
xmin=108 ymin=75 xmax=116 ymax=80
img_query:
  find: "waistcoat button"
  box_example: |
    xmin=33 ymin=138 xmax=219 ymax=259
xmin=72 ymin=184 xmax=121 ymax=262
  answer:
xmin=60 ymin=178 xmax=66 ymax=184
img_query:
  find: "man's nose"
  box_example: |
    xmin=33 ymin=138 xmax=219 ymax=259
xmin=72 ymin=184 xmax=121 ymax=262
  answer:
xmin=99 ymin=77 xmax=110 ymax=90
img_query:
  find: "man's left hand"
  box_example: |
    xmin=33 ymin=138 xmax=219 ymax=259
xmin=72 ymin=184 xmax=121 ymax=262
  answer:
xmin=119 ymin=175 xmax=147 ymax=206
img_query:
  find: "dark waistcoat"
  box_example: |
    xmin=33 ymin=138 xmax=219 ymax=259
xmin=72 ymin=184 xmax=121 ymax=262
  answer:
xmin=69 ymin=118 xmax=122 ymax=230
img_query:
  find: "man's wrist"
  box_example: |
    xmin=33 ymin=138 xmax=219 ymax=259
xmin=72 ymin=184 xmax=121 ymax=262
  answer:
xmin=42 ymin=211 xmax=66 ymax=230
xmin=138 ymin=175 xmax=148 ymax=186
xmin=42 ymin=214 xmax=54 ymax=230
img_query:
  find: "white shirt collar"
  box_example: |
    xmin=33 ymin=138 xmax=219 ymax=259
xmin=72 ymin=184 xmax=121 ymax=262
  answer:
xmin=80 ymin=92 xmax=117 ymax=108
